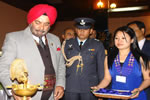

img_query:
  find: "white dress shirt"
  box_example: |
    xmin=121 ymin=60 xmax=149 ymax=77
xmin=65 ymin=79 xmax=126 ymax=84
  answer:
xmin=32 ymin=35 xmax=46 ymax=45
xmin=138 ymin=38 xmax=146 ymax=50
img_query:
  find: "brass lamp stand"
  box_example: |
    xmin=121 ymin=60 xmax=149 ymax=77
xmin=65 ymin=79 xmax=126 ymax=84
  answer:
xmin=6 ymin=59 xmax=42 ymax=100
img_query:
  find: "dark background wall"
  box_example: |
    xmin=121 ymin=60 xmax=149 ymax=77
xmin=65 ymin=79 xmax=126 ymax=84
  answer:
xmin=1 ymin=1 xmax=150 ymax=49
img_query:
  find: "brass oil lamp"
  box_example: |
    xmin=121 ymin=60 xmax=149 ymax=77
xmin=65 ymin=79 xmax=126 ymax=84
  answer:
xmin=7 ymin=59 xmax=42 ymax=100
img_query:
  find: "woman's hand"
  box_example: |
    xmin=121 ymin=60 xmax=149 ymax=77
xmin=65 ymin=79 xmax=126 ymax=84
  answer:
xmin=131 ymin=88 xmax=140 ymax=99
xmin=91 ymin=86 xmax=103 ymax=100
xmin=91 ymin=85 xmax=100 ymax=92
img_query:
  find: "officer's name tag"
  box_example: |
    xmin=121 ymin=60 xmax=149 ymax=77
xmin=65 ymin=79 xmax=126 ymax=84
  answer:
xmin=116 ymin=75 xmax=126 ymax=83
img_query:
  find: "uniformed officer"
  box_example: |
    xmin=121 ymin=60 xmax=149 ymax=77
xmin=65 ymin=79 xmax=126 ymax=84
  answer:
xmin=62 ymin=17 xmax=105 ymax=100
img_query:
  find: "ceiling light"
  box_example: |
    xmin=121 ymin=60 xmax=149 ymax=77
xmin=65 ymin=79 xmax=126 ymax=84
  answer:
xmin=97 ymin=0 xmax=104 ymax=8
xmin=110 ymin=3 xmax=117 ymax=9
xmin=108 ymin=6 xmax=149 ymax=12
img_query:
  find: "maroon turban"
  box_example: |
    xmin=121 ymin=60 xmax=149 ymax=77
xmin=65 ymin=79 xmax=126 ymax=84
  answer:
xmin=27 ymin=4 xmax=57 ymax=26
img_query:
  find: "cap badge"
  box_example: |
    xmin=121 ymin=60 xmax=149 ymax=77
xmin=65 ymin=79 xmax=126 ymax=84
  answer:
xmin=80 ymin=20 xmax=85 ymax=26
xmin=69 ymin=44 xmax=72 ymax=48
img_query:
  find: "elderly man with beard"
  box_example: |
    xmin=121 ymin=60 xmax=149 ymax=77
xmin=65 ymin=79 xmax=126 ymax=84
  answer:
xmin=0 ymin=4 xmax=66 ymax=100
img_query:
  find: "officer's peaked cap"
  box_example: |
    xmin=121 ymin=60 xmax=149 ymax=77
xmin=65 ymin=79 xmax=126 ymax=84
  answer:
xmin=74 ymin=17 xmax=95 ymax=29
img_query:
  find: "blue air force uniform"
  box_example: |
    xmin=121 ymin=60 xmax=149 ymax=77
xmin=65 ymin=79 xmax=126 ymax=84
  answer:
xmin=64 ymin=18 xmax=105 ymax=100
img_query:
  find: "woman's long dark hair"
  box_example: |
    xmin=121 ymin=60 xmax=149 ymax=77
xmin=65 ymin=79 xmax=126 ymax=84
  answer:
xmin=108 ymin=26 xmax=149 ymax=70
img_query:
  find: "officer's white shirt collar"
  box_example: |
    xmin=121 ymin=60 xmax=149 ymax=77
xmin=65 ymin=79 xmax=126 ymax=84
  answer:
xmin=77 ymin=37 xmax=87 ymax=45
xmin=32 ymin=35 xmax=46 ymax=45
xmin=138 ymin=38 xmax=145 ymax=50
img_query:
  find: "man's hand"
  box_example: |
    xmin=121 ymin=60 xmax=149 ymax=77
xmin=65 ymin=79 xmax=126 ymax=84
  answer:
xmin=13 ymin=94 xmax=22 ymax=100
xmin=54 ymin=86 xmax=64 ymax=100
xmin=13 ymin=94 xmax=31 ymax=100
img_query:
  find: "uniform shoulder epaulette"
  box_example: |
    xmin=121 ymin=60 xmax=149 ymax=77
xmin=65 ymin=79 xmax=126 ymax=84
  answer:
xmin=66 ymin=38 xmax=74 ymax=42
xmin=94 ymin=39 xmax=99 ymax=41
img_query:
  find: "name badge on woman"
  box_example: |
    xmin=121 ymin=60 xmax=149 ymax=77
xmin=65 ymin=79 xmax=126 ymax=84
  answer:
xmin=116 ymin=75 xmax=126 ymax=83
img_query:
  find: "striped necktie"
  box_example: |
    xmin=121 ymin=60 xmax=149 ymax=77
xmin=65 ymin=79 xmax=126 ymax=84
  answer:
xmin=39 ymin=37 xmax=45 ymax=48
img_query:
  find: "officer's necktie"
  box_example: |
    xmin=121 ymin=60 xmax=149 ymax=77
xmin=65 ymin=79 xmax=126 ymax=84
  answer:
xmin=79 ymin=41 xmax=83 ymax=49
xmin=39 ymin=37 xmax=45 ymax=49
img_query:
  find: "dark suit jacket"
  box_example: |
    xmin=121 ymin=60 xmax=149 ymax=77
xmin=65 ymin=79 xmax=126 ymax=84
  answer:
xmin=142 ymin=39 xmax=150 ymax=59
xmin=141 ymin=39 xmax=150 ymax=100
xmin=64 ymin=38 xmax=105 ymax=93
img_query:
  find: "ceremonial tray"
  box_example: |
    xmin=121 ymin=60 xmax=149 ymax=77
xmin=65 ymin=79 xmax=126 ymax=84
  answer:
xmin=92 ymin=88 xmax=133 ymax=99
